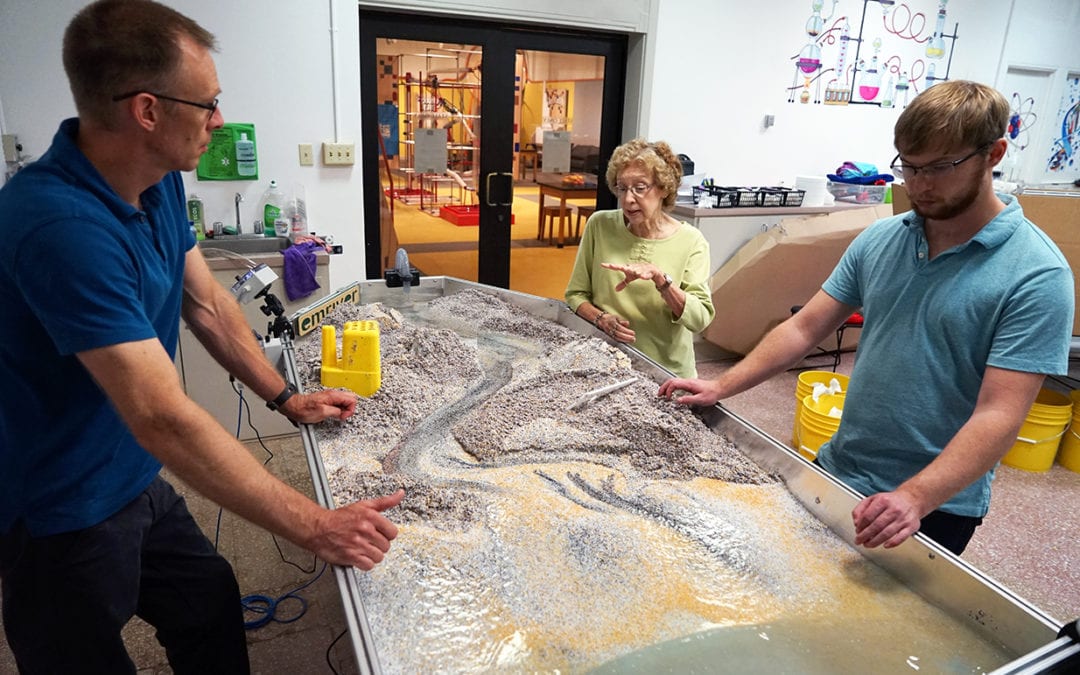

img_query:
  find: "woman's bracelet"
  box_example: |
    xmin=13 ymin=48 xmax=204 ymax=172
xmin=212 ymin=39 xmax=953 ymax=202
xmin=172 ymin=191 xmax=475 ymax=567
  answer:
xmin=593 ymin=311 xmax=607 ymax=327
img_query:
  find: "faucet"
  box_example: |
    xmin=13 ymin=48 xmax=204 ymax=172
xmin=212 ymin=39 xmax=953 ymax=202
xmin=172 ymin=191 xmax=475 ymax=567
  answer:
xmin=234 ymin=192 xmax=243 ymax=234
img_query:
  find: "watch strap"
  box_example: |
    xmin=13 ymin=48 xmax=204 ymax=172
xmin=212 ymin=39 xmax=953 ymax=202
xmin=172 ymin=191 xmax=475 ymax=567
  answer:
xmin=266 ymin=382 xmax=298 ymax=411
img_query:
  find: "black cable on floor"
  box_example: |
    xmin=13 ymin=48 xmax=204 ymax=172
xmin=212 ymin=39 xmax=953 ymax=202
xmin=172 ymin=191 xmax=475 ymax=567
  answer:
xmin=215 ymin=376 xmax=321 ymax=629
xmin=326 ymin=629 xmax=347 ymax=675
xmin=229 ymin=378 xmax=318 ymax=573
xmin=230 ymin=376 xmax=276 ymax=464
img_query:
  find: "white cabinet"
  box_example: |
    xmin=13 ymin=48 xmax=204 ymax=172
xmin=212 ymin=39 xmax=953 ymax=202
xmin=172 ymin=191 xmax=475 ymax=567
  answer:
xmin=176 ymin=252 xmax=330 ymax=440
xmin=672 ymin=204 xmax=873 ymax=276
xmin=693 ymin=215 xmax=783 ymax=275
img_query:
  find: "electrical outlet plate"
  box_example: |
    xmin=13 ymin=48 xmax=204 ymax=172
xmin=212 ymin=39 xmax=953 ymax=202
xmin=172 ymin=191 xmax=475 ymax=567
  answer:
xmin=322 ymin=142 xmax=355 ymax=166
xmin=2 ymin=134 xmax=19 ymax=162
xmin=298 ymin=143 xmax=314 ymax=166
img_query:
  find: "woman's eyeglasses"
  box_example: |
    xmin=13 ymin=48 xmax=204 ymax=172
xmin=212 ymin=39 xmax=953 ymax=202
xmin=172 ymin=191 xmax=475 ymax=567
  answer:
xmin=613 ymin=183 xmax=654 ymax=197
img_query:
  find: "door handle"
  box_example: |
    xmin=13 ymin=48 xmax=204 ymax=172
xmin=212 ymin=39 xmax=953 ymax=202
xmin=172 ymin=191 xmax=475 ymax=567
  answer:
xmin=484 ymin=172 xmax=514 ymax=207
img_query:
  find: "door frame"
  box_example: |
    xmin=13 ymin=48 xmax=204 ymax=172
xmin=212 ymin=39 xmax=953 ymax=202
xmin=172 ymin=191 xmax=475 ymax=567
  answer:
xmin=359 ymin=9 xmax=626 ymax=286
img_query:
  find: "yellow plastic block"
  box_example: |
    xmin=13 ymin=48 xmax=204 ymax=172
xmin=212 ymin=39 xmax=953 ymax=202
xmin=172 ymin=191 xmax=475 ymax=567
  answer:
xmin=321 ymin=321 xmax=381 ymax=397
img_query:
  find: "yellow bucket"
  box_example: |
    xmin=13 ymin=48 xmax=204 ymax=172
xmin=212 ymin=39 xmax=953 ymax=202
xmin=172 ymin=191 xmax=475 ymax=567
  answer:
xmin=1001 ymin=388 xmax=1072 ymax=472
xmin=1056 ymin=390 xmax=1080 ymax=473
xmin=797 ymin=393 xmax=845 ymax=461
xmin=792 ymin=371 xmax=849 ymax=447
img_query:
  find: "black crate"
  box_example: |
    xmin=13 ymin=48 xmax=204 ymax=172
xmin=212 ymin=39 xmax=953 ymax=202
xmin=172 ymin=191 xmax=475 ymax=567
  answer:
xmin=705 ymin=185 xmax=739 ymax=208
xmin=693 ymin=185 xmax=738 ymax=208
xmin=758 ymin=187 xmax=806 ymax=207
xmin=694 ymin=185 xmax=805 ymax=208
xmin=722 ymin=186 xmax=808 ymax=207
xmin=731 ymin=188 xmax=760 ymax=207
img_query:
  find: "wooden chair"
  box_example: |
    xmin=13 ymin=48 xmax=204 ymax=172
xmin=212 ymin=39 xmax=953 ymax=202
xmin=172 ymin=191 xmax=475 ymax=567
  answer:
xmin=519 ymin=143 xmax=540 ymax=182
xmin=574 ymin=205 xmax=596 ymax=241
xmin=538 ymin=205 xmax=566 ymax=245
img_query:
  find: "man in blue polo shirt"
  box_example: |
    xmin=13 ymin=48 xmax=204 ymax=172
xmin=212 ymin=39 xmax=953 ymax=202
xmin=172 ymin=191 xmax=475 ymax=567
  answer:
xmin=660 ymin=80 xmax=1073 ymax=557
xmin=0 ymin=1 xmax=403 ymax=671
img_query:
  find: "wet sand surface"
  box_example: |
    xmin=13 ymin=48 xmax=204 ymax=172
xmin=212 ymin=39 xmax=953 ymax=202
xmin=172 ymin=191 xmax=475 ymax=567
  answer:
xmin=293 ymin=289 xmax=1013 ymax=674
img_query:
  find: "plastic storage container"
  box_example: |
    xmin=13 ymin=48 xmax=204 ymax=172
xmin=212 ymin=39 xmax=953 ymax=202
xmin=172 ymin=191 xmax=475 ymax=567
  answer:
xmin=826 ymin=181 xmax=887 ymax=204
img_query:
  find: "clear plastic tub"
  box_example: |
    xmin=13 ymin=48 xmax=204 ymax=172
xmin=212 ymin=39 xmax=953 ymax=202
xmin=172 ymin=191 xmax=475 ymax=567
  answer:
xmin=826 ymin=181 xmax=887 ymax=204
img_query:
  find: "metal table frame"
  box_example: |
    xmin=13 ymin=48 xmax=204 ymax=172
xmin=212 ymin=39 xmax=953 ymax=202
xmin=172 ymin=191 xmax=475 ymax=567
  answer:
xmin=283 ymin=276 xmax=1067 ymax=674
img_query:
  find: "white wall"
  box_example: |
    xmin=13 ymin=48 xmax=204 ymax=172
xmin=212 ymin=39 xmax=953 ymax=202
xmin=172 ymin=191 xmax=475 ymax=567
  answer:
xmin=995 ymin=0 xmax=1080 ymax=184
xmin=0 ymin=0 xmax=365 ymax=290
xmin=645 ymin=0 xmax=1016 ymax=186
xmin=1 ymin=0 xmax=1077 ymax=288
xmin=357 ymin=0 xmax=652 ymax=33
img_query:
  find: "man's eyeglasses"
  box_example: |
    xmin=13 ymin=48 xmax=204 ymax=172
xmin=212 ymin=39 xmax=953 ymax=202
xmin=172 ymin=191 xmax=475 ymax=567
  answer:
xmin=112 ymin=91 xmax=219 ymax=119
xmin=613 ymin=183 xmax=653 ymax=198
xmin=890 ymin=142 xmax=993 ymax=180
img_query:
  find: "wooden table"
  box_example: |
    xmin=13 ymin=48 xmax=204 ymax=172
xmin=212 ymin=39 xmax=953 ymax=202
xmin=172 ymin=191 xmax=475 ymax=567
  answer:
xmin=535 ymin=172 xmax=598 ymax=247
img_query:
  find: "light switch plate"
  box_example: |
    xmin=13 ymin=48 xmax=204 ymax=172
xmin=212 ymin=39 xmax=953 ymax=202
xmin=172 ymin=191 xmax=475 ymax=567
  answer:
xmin=298 ymin=143 xmax=314 ymax=166
xmin=2 ymin=134 xmax=18 ymax=162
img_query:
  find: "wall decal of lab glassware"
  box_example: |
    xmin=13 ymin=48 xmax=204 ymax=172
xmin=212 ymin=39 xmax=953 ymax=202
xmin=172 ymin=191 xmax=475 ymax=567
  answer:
xmin=786 ymin=0 xmax=958 ymax=108
xmin=197 ymin=122 xmax=258 ymax=181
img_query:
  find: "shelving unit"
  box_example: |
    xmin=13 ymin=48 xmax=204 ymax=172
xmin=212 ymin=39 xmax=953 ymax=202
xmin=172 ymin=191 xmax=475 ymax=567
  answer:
xmin=392 ymin=49 xmax=481 ymax=213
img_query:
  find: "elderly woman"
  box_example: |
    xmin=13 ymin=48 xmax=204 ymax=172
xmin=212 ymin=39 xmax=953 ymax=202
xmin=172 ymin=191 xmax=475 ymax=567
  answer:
xmin=565 ymin=138 xmax=715 ymax=377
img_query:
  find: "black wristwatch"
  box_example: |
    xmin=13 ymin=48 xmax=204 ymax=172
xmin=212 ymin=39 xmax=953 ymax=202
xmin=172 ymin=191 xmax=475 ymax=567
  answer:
xmin=657 ymin=273 xmax=673 ymax=292
xmin=266 ymin=382 xmax=298 ymax=411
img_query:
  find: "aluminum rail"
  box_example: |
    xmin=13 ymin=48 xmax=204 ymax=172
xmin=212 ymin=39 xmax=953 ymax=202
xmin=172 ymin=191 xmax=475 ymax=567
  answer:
xmin=280 ymin=333 xmax=382 ymax=675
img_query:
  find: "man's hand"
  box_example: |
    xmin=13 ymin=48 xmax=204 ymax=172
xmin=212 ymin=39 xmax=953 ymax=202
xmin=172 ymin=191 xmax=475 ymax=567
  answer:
xmin=282 ymin=389 xmax=358 ymax=423
xmin=308 ymin=489 xmax=406 ymax=570
xmin=657 ymin=377 xmax=723 ymax=406
xmin=851 ymin=491 xmax=923 ymax=550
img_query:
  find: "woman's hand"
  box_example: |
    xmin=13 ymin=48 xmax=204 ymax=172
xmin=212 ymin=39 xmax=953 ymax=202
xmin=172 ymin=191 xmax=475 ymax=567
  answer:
xmin=601 ymin=262 xmax=666 ymax=291
xmin=596 ymin=311 xmax=635 ymax=344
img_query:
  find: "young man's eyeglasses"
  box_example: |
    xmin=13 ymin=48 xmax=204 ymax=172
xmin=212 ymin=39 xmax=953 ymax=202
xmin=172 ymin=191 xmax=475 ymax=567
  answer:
xmin=613 ymin=183 xmax=654 ymax=197
xmin=889 ymin=142 xmax=993 ymax=181
xmin=112 ymin=91 xmax=219 ymax=119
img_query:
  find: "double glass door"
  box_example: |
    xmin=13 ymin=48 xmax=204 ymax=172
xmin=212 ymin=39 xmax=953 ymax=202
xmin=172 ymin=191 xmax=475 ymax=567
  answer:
xmin=359 ymin=10 xmax=626 ymax=298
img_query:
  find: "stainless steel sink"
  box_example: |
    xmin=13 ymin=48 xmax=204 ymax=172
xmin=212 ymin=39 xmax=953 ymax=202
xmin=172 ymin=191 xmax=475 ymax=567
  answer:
xmin=198 ymin=236 xmax=291 ymax=255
